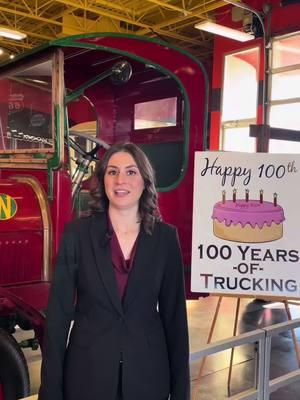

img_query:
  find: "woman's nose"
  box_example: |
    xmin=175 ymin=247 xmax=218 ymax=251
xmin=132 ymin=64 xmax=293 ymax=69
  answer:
xmin=116 ymin=171 xmax=126 ymax=183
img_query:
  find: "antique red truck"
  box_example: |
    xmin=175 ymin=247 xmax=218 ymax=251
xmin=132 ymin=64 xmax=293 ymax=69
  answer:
xmin=0 ymin=33 xmax=208 ymax=399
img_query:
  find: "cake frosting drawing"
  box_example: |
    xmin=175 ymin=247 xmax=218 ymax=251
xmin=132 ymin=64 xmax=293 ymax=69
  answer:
xmin=212 ymin=190 xmax=285 ymax=243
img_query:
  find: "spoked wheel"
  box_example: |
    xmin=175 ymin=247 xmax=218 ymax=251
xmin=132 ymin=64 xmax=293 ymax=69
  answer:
xmin=0 ymin=329 xmax=30 ymax=400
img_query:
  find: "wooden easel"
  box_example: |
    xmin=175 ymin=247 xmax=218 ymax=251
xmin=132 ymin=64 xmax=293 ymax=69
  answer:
xmin=192 ymin=295 xmax=300 ymax=400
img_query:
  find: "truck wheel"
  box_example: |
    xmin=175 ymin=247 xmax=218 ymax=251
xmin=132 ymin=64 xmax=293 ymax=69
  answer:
xmin=0 ymin=329 xmax=30 ymax=400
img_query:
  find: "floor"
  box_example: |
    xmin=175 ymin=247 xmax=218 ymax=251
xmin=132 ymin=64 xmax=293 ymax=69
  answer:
xmin=17 ymin=296 xmax=300 ymax=399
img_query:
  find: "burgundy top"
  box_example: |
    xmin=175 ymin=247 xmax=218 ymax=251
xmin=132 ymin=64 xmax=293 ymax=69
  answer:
xmin=108 ymin=216 xmax=139 ymax=300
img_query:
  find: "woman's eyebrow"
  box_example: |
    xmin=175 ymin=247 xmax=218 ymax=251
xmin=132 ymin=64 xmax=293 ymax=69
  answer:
xmin=107 ymin=164 xmax=137 ymax=169
xmin=125 ymin=165 xmax=138 ymax=169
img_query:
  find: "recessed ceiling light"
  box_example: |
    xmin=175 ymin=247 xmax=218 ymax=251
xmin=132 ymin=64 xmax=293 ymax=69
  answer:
xmin=194 ymin=21 xmax=254 ymax=42
xmin=0 ymin=27 xmax=26 ymax=40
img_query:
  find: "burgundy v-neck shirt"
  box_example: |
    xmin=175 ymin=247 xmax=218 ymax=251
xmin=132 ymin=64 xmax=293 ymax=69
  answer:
xmin=108 ymin=215 xmax=140 ymax=299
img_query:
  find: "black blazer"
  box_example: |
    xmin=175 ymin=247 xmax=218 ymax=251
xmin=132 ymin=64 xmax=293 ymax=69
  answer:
xmin=39 ymin=212 xmax=190 ymax=400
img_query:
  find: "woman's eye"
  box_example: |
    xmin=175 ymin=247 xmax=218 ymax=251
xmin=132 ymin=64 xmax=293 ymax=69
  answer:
xmin=127 ymin=170 xmax=137 ymax=176
xmin=107 ymin=170 xmax=117 ymax=176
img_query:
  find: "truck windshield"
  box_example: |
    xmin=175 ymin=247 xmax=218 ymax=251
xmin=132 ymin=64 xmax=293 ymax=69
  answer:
xmin=0 ymin=58 xmax=53 ymax=153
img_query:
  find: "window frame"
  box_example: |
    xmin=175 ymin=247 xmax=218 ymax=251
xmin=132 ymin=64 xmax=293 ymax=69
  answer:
xmin=220 ymin=46 xmax=260 ymax=152
xmin=0 ymin=52 xmax=56 ymax=156
xmin=267 ymin=32 xmax=300 ymax=153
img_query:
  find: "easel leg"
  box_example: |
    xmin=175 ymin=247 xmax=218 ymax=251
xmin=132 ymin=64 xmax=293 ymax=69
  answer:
xmin=192 ymin=296 xmax=223 ymax=400
xmin=227 ymin=297 xmax=241 ymax=397
xmin=283 ymin=300 xmax=300 ymax=367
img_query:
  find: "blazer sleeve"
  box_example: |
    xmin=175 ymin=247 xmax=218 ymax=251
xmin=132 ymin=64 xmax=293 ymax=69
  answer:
xmin=158 ymin=226 xmax=190 ymax=400
xmin=38 ymin=224 xmax=78 ymax=400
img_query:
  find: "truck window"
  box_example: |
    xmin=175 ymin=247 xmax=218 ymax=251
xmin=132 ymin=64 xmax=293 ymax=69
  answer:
xmin=0 ymin=59 xmax=53 ymax=153
xmin=134 ymin=97 xmax=177 ymax=129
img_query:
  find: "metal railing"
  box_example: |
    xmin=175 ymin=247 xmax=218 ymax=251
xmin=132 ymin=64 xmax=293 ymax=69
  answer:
xmin=263 ymin=318 xmax=300 ymax=398
xmin=190 ymin=318 xmax=300 ymax=399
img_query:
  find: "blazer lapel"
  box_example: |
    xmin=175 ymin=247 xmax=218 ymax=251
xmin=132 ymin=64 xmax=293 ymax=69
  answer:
xmin=89 ymin=214 xmax=124 ymax=317
xmin=122 ymin=226 xmax=157 ymax=311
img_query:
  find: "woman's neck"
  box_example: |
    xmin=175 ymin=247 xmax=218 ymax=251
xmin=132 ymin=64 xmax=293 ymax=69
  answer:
xmin=108 ymin=207 xmax=141 ymax=234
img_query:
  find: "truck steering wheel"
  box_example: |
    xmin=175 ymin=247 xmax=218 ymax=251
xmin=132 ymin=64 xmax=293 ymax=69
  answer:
xmin=67 ymin=130 xmax=110 ymax=161
xmin=67 ymin=130 xmax=111 ymax=200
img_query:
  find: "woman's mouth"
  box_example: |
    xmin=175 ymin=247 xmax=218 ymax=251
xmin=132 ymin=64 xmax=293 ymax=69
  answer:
xmin=114 ymin=189 xmax=130 ymax=196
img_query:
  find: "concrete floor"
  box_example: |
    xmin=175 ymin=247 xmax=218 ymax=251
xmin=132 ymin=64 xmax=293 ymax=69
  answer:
xmin=17 ymin=296 xmax=300 ymax=399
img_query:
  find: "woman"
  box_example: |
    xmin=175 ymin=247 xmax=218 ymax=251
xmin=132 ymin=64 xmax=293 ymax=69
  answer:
xmin=39 ymin=142 xmax=190 ymax=400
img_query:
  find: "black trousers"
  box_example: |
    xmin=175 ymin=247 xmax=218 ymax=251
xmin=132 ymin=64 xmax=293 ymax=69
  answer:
xmin=116 ymin=360 xmax=169 ymax=400
xmin=117 ymin=361 xmax=123 ymax=399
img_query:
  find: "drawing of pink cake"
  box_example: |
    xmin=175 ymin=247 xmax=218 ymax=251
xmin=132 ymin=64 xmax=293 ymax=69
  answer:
xmin=212 ymin=190 xmax=285 ymax=243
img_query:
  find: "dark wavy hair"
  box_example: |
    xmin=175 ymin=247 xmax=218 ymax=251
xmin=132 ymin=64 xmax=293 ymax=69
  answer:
xmin=90 ymin=142 xmax=161 ymax=234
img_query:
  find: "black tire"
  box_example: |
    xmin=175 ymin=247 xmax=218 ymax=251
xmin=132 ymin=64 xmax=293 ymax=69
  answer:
xmin=0 ymin=328 xmax=30 ymax=400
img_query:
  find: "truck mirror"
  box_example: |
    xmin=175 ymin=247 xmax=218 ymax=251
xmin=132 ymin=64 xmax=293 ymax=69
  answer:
xmin=110 ymin=61 xmax=132 ymax=85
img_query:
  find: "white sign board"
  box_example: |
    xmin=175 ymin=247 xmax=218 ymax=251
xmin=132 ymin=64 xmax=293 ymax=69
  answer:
xmin=191 ymin=151 xmax=300 ymax=298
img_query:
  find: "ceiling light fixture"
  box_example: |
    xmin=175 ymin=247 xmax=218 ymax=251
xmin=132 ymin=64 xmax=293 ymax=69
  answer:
xmin=0 ymin=27 xmax=26 ymax=40
xmin=194 ymin=21 xmax=254 ymax=42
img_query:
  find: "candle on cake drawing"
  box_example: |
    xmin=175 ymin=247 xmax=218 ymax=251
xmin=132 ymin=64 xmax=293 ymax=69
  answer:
xmin=211 ymin=188 xmax=285 ymax=243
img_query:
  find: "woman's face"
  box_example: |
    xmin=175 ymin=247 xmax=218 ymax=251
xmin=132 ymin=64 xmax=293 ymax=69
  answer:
xmin=104 ymin=151 xmax=145 ymax=213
